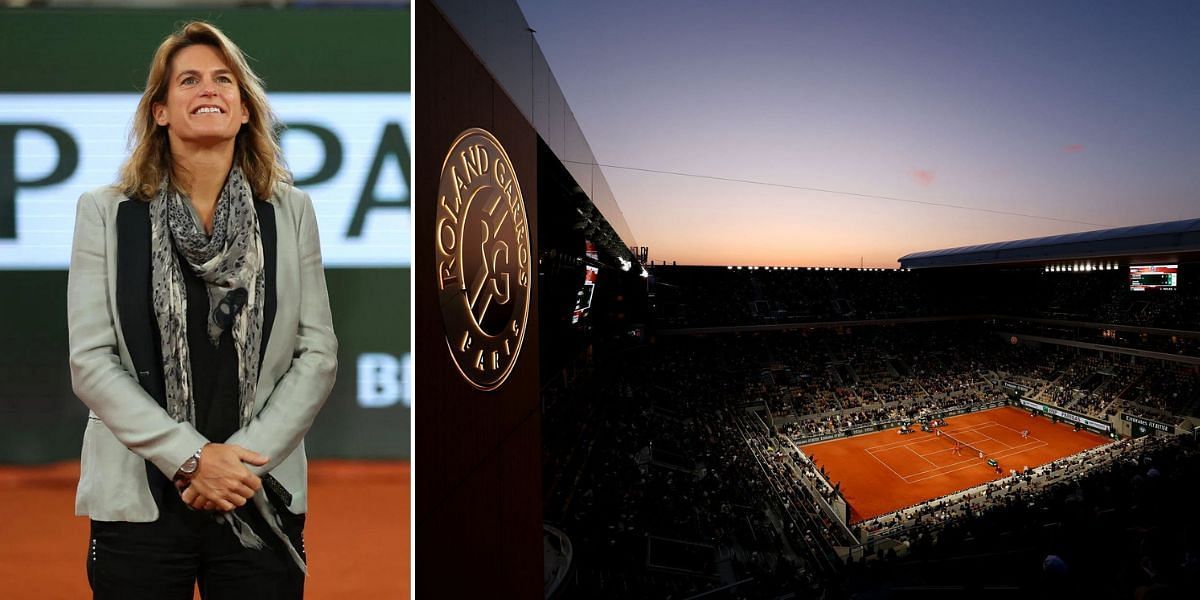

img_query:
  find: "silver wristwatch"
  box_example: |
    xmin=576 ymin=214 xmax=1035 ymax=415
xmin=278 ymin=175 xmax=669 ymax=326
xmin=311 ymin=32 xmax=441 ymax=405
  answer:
xmin=176 ymin=446 xmax=204 ymax=480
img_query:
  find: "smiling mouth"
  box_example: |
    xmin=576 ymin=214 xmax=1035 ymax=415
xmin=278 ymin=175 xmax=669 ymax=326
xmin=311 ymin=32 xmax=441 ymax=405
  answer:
xmin=192 ymin=106 xmax=225 ymax=115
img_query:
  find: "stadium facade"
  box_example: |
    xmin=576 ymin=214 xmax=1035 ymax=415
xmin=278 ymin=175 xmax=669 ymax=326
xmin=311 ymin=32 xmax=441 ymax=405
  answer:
xmin=896 ymin=218 xmax=1200 ymax=438
xmin=416 ymin=1 xmax=1198 ymax=594
xmin=416 ymin=1 xmax=644 ymax=596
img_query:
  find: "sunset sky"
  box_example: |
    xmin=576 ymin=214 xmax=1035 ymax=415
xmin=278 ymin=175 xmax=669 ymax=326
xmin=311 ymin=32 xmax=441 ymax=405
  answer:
xmin=516 ymin=0 xmax=1200 ymax=267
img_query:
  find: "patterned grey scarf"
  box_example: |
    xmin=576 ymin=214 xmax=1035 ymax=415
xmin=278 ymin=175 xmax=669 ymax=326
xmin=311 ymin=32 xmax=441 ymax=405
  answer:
xmin=149 ymin=168 xmax=307 ymax=573
xmin=149 ymin=165 xmax=264 ymax=430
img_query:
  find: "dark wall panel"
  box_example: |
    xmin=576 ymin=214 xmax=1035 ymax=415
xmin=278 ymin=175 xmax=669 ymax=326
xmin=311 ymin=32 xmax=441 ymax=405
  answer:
xmin=416 ymin=0 xmax=542 ymax=596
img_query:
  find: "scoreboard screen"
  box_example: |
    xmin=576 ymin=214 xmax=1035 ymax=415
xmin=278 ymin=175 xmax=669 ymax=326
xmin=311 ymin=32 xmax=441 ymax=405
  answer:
xmin=1129 ymin=264 xmax=1178 ymax=291
xmin=572 ymin=241 xmax=600 ymax=325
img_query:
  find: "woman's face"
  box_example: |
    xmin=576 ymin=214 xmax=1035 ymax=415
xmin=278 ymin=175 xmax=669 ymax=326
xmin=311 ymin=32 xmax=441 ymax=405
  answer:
xmin=153 ymin=44 xmax=250 ymax=149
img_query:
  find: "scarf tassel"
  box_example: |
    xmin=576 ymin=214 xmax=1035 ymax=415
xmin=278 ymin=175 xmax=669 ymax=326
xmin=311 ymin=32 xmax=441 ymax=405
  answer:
xmin=219 ymin=495 xmax=309 ymax=575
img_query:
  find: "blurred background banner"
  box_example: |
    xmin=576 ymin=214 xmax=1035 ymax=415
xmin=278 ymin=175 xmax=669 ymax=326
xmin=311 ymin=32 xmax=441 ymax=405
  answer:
xmin=0 ymin=93 xmax=410 ymax=268
xmin=0 ymin=7 xmax=411 ymax=463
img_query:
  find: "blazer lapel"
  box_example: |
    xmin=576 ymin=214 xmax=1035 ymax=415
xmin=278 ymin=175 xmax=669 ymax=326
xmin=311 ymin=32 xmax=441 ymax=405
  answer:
xmin=115 ymin=200 xmax=166 ymax=408
xmin=115 ymin=200 xmax=171 ymax=504
xmin=256 ymin=200 xmax=277 ymax=371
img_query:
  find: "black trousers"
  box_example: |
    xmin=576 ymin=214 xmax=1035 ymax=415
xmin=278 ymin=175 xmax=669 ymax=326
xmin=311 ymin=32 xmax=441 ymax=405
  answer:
xmin=87 ymin=485 xmax=305 ymax=600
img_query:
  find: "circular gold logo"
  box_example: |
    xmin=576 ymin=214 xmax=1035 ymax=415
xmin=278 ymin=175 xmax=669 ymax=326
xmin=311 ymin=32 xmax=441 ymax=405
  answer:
xmin=435 ymin=128 xmax=531 ymax=391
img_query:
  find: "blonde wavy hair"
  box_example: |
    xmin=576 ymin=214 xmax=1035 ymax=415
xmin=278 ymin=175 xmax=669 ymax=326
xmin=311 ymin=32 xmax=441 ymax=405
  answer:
xmin=119 ymin=21 xmax=288 ymax=201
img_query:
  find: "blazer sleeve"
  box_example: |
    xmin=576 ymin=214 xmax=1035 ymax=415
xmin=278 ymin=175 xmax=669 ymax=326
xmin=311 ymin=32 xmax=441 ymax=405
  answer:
xmin=225 ymin=190 xmax=338 ymax=472
xmin=67 ymin=191 xmax=208 ymax=478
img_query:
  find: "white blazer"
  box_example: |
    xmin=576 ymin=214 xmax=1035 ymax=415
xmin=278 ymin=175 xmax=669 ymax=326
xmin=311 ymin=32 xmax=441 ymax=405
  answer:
xmin=67 ymin=183 xmax=337 ymax=521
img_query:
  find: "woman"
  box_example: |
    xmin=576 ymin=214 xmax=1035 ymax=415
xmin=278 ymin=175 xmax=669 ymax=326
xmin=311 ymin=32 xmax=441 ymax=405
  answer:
xmin=67 ymin=21 xmax=336 ymax=599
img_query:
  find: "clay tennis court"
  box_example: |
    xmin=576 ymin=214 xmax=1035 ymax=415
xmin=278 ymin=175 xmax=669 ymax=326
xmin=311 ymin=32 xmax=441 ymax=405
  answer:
xmin=801 ymin=406 xmax=1111 ymax=523
xmin=0 ymin=460 xmax=409 ymax=599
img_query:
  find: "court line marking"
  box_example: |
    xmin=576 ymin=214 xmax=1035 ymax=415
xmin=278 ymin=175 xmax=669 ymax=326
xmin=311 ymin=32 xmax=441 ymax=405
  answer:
xmin=943 ymin=426 xmax=1017 ymax=450
xmin=898 ymin=438 xmax=1047 ymax=480
xmin=870 ymin=422 xmax=1044 ymax=458
xmin=964 ymin=422 xmax=1041 ymax=451
xmin=898 ymin=440 xmax=1048 ymax=482
xmin=865 ymin=423 xmax=1012 ymax=460
xmin=904 ymin=441 xmax=1049 ymax=483
xmin=863 ymin=444 xmax=910 ymax=481
xmin=904 ymin=445 xmax=938 ymax=467
xmin=865 ymin=424 xmax=1002 ymax=478
xmin=865 ymin=426 xmax=1048 ymax=481
xmin=919 ymin=446 xmax=962 ymax=460
xmin=800 ymin=407 xmax=1109 ymax=519
xmin=798 ymin=406 xmax=1042 ymax=451
xmin=984 ymin=421 xmax=1041 ymax=448
xmin=864 ymin=421 xmax=1004 ymax=452
xmin=940 ymin=422 xmax=1029 ymax=447
xmin=945 ymin=423 xmax=1046 ymax=456
xmin=868 ymin=444 xmax=980 ymax=480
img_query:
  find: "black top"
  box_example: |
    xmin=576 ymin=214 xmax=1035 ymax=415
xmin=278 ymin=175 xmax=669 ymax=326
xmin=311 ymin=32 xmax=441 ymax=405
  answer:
xmin=180 ymin=255 xmax=242 ymax=444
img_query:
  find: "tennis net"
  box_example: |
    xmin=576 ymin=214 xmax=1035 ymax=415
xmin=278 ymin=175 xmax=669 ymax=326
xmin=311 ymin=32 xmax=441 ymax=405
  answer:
xmin=937 ymin=428 xmax=986 ymax=461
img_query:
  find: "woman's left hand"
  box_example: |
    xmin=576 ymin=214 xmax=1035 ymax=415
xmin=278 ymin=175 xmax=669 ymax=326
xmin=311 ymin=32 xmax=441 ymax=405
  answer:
xmin=175 ymin=479 xmax=224 ymax=512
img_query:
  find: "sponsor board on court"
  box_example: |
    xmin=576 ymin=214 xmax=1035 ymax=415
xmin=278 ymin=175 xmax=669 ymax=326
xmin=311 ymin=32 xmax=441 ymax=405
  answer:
xmin=1020 ymin=398 xmax=1112 ymax=433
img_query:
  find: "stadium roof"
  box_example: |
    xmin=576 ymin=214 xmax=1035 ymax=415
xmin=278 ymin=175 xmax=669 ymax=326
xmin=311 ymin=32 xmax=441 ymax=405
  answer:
xmin=432 ymin=0 xmax=638 ymax=253
xmin=899 ymin=218 xmax=1200 ymax=269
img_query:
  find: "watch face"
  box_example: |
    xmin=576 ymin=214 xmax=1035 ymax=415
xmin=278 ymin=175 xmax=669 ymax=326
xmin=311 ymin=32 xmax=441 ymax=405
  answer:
xmin=181 ymin=456 xmax=199 ymax=474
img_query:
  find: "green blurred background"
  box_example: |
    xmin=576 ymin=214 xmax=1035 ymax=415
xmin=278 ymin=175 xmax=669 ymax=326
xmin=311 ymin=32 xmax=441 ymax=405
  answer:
xmin=0 ymin=6 xmax=411 ymax=463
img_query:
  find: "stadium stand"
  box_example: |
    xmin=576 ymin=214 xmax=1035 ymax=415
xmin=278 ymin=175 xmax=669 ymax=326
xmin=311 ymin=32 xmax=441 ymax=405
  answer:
xmin=544 ymin=221 xmax=1198 ymax=597
xmin=546 ymin=272 xmax=1197 ymax=597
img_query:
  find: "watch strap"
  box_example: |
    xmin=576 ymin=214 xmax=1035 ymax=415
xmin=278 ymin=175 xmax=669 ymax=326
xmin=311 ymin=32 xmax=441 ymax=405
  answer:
xmin=175 ymin=446 xmax=204 ymax=480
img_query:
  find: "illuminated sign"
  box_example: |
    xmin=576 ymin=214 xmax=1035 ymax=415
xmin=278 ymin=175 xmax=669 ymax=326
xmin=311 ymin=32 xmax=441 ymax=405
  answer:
xmin=435 ymin=128 xmax=530 ymax=391
xmin=1002 ymin=381 xmax=1031 ymax=394
xmin=572 ymin=241 xmax=599 ymax=325
xmin=1129 ymin=264 xmax=1178 ymax=291
xmin=1020 ymin=398 xmax=1112 ymax=432
xmin=0 ymin=93 xmax=410 ymax=269
xmin=1120 ymin=413 xmax=1175 ymax=434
